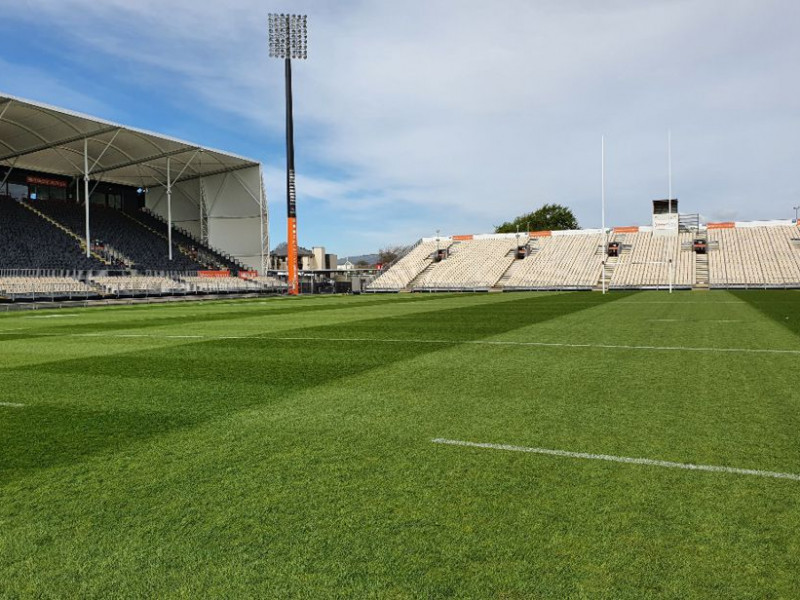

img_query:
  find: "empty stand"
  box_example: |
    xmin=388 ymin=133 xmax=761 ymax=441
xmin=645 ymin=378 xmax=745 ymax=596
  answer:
xmin=91 ymin=276 xmax=189 ymax=295
xmin=179 ymin=276 xmax=259 ymax=293
xmin=31 ymin=200 xmax=203 ymax=272
xmin=246 ymin=275 xmax=289 ymax=290
xmin=504 ymin=233 xmax=603 ymax=290
xmin=368 ymin=239 xmax=451 ymax=291
xmin=708 ymin=226 xmax=800 ymax=287
xmin=0 ymin=276 xmax=97 ymax=299
xmin=609 ymin=232 xmax=694 ymax=289
xmin=0 ymin=196 xmax=104 ymax=271
xmin=414 ymin=237 xmax=518 ymax=290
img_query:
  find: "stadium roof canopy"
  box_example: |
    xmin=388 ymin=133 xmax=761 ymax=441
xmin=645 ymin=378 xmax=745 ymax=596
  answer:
xmin=0 ymin=92 xmax=268 ymax=272
xmin=0 ymin=92 xmax=259 ymax=188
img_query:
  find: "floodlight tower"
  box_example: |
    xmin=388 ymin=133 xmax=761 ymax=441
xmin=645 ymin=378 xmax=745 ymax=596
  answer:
xmin=269 ymin=13 xmax=308 ymax=295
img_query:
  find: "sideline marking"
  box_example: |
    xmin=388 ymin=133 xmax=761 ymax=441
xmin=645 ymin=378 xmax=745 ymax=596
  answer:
xmin=432 ymin=439 xmax=800 ymax=482
xmin=23 ymin=314 xmax=79 ymax=319
xmin=0 ymin=402 xmax=25 ymax=408
xmin=1 ymin=332 xmax=800 ymax=356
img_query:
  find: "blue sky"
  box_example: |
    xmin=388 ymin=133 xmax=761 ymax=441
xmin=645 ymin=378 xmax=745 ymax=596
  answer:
xmin=1 ymin=0 xmax=798 ymax=256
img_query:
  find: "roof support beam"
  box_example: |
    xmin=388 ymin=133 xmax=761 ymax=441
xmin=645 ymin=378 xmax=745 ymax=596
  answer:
xmin=88 ymin=129 xmax=122 ymax=173
xmin=0 ymin=159 xmax=17 ymax=188
xmin=89 ymin=146 xmax=201 ymax=176
xmin=0 ymin=125 xmax=120 ymax=162
xmin=174 ymin=162 xmax=256 ymax=185
xmin=0 ymin=101 xmax=12 ymax=124
xmin=84 ymin=139 xmax=91 ymax=258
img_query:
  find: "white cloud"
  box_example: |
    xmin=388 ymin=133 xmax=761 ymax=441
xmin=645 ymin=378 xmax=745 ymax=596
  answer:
xmin=6 ymin=0 xmax=800 ymax=254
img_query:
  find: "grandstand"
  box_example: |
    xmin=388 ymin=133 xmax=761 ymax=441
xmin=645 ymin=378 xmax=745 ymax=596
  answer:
xmin=608 ymin=230 xmax=695 ymax=290
xmin=3 ymin=97 xmax=800 ymax=302
xmin=0 ymin=195 xmax=104 ymax=271
xmin=503 ymin=231 xmax=604 ymax=290
xmin=0 ymin=276 xmax=97 ymax=300
xmin=32 ymin=200 xmax=204 ymax=272
xmin=0 ymin=94 xmax=283 ymax=301
xmin=414 ymin=236 xmax=518 ymax=291
xmin=707 ymin=223 xmax=800 ymax=287
xmin=367 ymin=220 xmax=800 ymax=292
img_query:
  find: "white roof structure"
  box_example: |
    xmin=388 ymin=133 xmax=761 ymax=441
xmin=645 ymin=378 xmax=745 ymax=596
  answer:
xmin=0 ymin=93 xmax=268 ymax=272
xmin=0 ymin=92 xmax=258 ymax=187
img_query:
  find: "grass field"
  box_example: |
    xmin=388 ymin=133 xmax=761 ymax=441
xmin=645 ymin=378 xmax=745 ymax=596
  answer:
xmin=1 ymin=290 xmax=799 ymax=598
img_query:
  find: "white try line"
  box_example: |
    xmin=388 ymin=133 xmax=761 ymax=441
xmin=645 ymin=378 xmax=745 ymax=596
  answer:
xmin=432 ymin=438 xmax=800 ymax=482
xmin=0 ymin=402 xmax=25 ymax=408
xmin=1 ymin=331 xmax=800 ymax=356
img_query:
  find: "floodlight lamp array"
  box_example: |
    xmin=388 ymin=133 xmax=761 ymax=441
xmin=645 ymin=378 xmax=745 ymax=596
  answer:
xmin=268 ymin=13 xmax=308 ymax=60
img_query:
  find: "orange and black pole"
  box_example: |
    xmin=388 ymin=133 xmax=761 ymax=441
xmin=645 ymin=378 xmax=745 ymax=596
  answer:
xmin=285 ymin=55 xmax=299 ymax=294
xmin=269 ymin=13 xmax=307 ymax=295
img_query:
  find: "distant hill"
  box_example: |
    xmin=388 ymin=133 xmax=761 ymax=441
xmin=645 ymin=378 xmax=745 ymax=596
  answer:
xmin=338 ymin=253 xmax=379 ymax=266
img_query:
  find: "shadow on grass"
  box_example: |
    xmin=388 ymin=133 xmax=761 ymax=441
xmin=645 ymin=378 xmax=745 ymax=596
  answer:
xmin=0 ymin=293 xmax=450 ymax=343
xmin=1 ymin=291 xmax=635 ymax=481
xmin=729 ymin=290 xmax=800 ymax=338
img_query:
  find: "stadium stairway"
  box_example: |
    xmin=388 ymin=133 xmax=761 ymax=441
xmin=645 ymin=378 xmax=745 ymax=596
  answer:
xmin=17 ymin=200 xmax=112 ymax=266
xmin=407 ymin=261 xmax=437 ymax=290
xmin=120 ymin=211 xmax=212 ymax=269
xmin=595 ymin=256 xmax=618 ymax=290
xmin=137 ymin=208 xmax=247 ymax=272
xmin=495 ymin=256 xmax=524 ymax=289
xmin=695 ymin=252 xmax=709 ymax=288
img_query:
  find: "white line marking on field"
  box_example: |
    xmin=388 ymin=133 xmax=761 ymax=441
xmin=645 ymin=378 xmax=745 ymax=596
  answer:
xmin=1 ymin=331 xmax=800 ymax=356
xmin=648 ymin=319 xmax=742 ymax=323
xmin=271 ymin=336 xmax=800 ymax=356
xmin=23 ymin=314 xmax=79 ymax=319
xmin=0 ymin=402 xmax=25 ymax=408
xmin=432 ymin=439 xmax=800 ymax=482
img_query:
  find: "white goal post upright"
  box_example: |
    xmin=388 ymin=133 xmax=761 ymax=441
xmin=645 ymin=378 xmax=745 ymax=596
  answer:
xmin=601 ymin=135 xmax=606 ymax=295
xmin=668 ymin=130 xmax=673 ymax=294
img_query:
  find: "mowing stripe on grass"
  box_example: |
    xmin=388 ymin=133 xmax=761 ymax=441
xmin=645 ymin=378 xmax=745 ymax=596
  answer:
xmin=3 ymin=331 xmax=800 ymax=356
xmin=0 ymin=402 xmax=25 ymax=408
xmin=432 ymin=439 xmax=800 ymax=481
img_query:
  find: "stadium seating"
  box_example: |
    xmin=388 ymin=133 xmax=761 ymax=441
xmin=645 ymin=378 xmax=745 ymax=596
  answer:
xmin=133 ymin=208 xmax=245 ymax=272
xmin=609 ymin=232 xmax=694 ymax=289
xmin=414 ymin=237 xmax=518 ymax=290
xmin=367 ymin=239 xmax=451 ymax=290
xmin=0 ymin=196 xmax=104 ymax=271
xmin=90 ymin=276 xmax=189 ymax=295
xmin=708 ymin=226 xmax=800 ymax=287
xmin=246 ymin=275 xmax=289 ymax=290
xmin=0 ymin=276 xmax=96 ymax=298
xmin=6 ymin=193 xmax=800 ymax=296
xmin=179 ymin=276 xmax=260 ymax=292
xmin=31 ymin=200 xmax=204 ymax=272
xmin=504 ymin=232 xmax=603 ymax=289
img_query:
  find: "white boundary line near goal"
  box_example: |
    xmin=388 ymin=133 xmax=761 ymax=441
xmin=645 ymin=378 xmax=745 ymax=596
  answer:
xmin=431 ymin=438 xmax=800 ymax=482
xmin=1 ymin=331 xmax=800 ymax=356
xmin=0 ymin=402 xmax=25 ymax=408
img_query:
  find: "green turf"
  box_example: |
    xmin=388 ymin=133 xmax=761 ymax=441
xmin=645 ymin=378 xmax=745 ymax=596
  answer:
xmin=1 ymin=290 xmax=799 ymax=598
